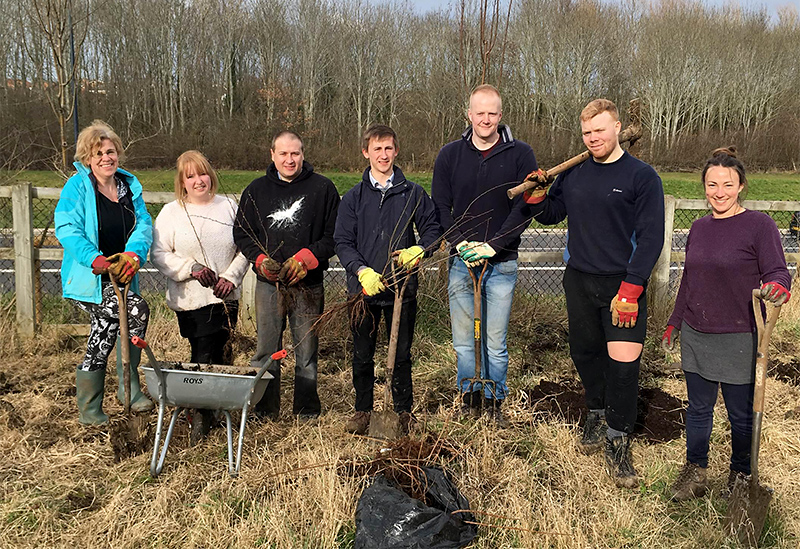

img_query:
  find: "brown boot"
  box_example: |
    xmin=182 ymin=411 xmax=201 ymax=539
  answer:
xmin=669 ymin=462 xmax=708 ymax=501
xmin=345 ymin=411 xmax=371 ymax=435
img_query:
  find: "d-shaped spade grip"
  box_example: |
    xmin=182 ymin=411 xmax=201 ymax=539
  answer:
xmin=131 ymin=336 xmax=147 ymax=349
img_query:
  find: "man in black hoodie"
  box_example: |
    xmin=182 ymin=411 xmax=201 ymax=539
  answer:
xmin=334 ymin=124 xmax=441 ymax=435
xmin=233 ymin=131 xmax=340 ymax=419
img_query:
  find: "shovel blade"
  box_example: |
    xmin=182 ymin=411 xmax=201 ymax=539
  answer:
xmin=724 ymin=476 xmax=773 ymax=548
xmin=368 ymin=410 xmax=403 ymax=440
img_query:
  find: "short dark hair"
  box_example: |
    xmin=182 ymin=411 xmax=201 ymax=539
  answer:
xmin=361 ymin=124 xmax=398 ymax=151
xmin=271 ymin=130 xmax=304 ymax=151
xmin=702 ymin=146 xmax=748 ymax=203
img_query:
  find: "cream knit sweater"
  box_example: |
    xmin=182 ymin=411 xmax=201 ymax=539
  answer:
xmin=151 ymin=195 xmax=250 ymax=312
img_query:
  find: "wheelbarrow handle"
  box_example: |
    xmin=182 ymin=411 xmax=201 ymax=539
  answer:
xmin=248 ymin=350 xmax=287 ymax=408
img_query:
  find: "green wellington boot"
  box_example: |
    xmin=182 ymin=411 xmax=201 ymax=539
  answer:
xmin=116 ymin=342 xmax=155 ymax=412
xmin=76 ymin=368 xmax=109 ymax=425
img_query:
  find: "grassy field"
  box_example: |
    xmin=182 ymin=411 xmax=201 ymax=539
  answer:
xmin=3 ymin=169 xmax=800 ymax=200
xmin=1 ymin=269 xmax=800 ymax=548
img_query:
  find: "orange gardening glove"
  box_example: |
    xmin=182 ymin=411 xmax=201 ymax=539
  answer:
xmin=610 ymin=281 xmax=643 ymax=328
xmin=279 ymin=248 xmax=318 ymax=286
xmin=522 ymin=169 xmax=554 ymax=205
xmin=255 ymin=253 xmax=281 ymax=282
xmin=107 ymin=252 xmax=140 ymax=284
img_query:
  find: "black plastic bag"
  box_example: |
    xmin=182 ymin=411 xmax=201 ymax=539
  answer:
xmin=355 ymin=466 xmax=478 ymax=549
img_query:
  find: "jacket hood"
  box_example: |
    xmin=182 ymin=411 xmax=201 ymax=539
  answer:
xmin=266 ymin=160 xmax=315 ymax=186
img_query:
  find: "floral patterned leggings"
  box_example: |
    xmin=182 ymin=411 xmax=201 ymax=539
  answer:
xmin=72 ymin=283 xmax=149 ymax=372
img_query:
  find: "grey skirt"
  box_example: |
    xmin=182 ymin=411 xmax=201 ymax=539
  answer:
xmin=680 ymin=321 xmax=757 ymax=385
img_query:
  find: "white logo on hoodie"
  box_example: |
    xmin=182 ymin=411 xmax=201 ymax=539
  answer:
xmin=267 ymin=197 xmax=305 ymax=228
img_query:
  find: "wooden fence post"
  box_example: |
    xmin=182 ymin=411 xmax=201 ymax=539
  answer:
xmin=12 ymin=183 xmax=36 ymax=337
xmin=651 ymin=194 xmax=676 ymax=302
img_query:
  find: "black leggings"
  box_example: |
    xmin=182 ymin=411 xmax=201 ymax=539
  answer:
xmin=188 ymin=330 xmax=233 ymax=365
xmin=72 ymin=283 xmax=149 ymax=371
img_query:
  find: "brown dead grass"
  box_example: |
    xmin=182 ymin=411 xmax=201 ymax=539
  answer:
xmin=0 ymin=292 xmax=799 ymax=548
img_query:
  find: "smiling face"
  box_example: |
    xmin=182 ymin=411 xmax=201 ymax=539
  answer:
xmin=704 ymin=166 xmax=743 ymax=218
xmin=89 ymin=138 xmax=119 ymax=183
xmin=581 ymin=111 xmax=621 ymax=162
xmin=467 ymin=90 xmax=502 ymax=147
xmin=363 ymin=136 xmax=398 ymax=180
xmin=181 ymin=162 xmax=213 ymax=204
xmin=271 ymin=135 xmax=304 ymax=181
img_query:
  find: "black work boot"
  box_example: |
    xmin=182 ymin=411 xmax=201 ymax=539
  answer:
xmin=460 ymin=391 xmax=482 ymax=418
xmin=578 ymin=411 xmax=607 ymax=455
xmin=484 ymin=398 xmax=509 ymax=428
xmin=188 ymin=408 xmax=214 ymax=446
xmin=669 ymin=462 xmax=708 ymax=501
xmin=604 ymin=435 xmax=639 ymax=489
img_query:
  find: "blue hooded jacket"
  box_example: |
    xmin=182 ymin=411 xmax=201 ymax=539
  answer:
xmin=54 ymin=162 xmax=153 ymax=303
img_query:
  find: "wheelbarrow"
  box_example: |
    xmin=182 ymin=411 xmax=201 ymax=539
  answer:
xmin=131 ymin=336 xmax=285 ymax=477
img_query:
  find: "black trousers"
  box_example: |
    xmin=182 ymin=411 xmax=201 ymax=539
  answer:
xmin=563 ymin=266 xmax=646 ymax=433
xmin=188 ymin=329 xmax=233 ymax=365
xmin=352 ymin=299 xmax=417 ymax=413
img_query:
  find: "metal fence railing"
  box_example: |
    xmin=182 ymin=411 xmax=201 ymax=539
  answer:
xmin=2 ymin=183 xmax=799 ymax=337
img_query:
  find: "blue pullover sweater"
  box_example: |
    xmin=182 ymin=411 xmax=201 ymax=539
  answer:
xmin=529 ymin=151 xmax=664 ymax=286
xmin=431 ymin=125 xmax=538 ymax=262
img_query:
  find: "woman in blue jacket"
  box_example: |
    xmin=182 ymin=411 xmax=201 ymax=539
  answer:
xmin=54 ymin=120 xmax=154 ymax=425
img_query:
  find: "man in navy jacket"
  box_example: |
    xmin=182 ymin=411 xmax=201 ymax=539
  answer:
xmin=335 ymin=124 xmax=441 ymax=435
xmin=431 ymin=84 xmax=538 ymax=425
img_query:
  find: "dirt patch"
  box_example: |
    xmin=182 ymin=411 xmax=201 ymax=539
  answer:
xmin=155 ymin=362 xmax=260 ymax=376
xmin=524 ymin=378 xmax=686 ymax=444
xmin=109 ymin=415 xmax=154 ymax=461
xmin=0 ymin=372 xmax=19 ymax=395
xmin=771 ymin=357 xmax=800 ymax=385
xmin=525 ymin=322 xmax=569 ymax=353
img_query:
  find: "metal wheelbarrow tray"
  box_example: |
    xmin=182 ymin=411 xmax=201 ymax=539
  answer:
xmin=132 ymin=336 xmax=284 ymax=477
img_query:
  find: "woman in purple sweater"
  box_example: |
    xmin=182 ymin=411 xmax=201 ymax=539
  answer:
xmin=662 ymin=147 xmax=791 ymax=501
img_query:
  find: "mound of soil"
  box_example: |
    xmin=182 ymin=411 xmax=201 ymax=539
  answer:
xmin=771 ymin=357 xmax=800 ymax=385
xmin=524 ymin=378 xmax=686 ymax=444
xmin=109 ymin=415 xmax=153 ymax=461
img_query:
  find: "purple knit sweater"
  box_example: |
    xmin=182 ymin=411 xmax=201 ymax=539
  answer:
xmin=668 ymin=210 xmax=790 ymax=333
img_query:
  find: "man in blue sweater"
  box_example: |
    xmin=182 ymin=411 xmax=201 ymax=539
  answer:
xmin=335 ymin=124 xmax=441 ymax=435
xmin=431 ymin=84 xmax=539 ymax=426
xmin=524 ymin=99 xmax=665 ymax=488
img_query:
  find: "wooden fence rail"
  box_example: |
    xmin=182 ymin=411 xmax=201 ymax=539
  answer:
xmin=3 ymin=183 xmax=800 ymax=338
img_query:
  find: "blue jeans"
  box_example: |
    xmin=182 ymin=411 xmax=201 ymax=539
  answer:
xmin=253 ymin=281 xmax=323 ymax=416
xmin=449 ymin=257 xmax=517 ymax=399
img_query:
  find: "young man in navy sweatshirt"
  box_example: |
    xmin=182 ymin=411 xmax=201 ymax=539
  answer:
xmin=431 ymin=84 xmax=539 ymax=426
xmin=524 ymin=99 xmax=665 ymax=488
xmin=233 ymin=131 xmax=340 ymax=420
xmin=334 ymin=124 xmax=441 ymax=435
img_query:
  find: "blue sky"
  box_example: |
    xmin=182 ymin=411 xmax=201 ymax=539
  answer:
xmin=404 ymin=0 xmax=796 ymax=17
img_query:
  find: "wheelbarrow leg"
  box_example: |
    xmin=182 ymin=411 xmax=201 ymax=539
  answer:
xmin=233 ymin=404 xmax=250 ymax=477
xmin=222 ymin=410 xmax=234 ymax=476
xmin=151 ymin=406 xmax=183 ymax=477
xmin=150 ymin=401 xmax=167 ymax=477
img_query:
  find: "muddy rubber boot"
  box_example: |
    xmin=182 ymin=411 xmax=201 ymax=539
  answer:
xmin=116 ymin=343 xmax=154 ymax=412
xmin=669 ymin=462 xmax=708 ymax=501
xmin=76 ymin=368 xmax=109 ymax=425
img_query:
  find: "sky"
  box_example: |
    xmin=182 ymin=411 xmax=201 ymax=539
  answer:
xmin=404 ymin=0 xmax=796 ymax=18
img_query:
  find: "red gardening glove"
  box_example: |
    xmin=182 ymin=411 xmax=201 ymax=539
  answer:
xmin=522 ymin=169 xmax=554 ymax=205
xmin=255 ymin=253 xmax=281 ymax=282
xmin=191 ymin=263 xmax=218 ymax=287
xmin=610 ymin=281 xmax=643 ymax=328
xmin=279 ymin=248 xmax=318 ymax=286
xmin=213 ymin=277 xmax=235 ymax=299
xmin=107 ymin=252 xmax=140 ymax=284
xmin=760 ymin=282 xmax=791 ymax=305
xmin=661 ymin=325 xmax=679 ymax=352
xmin=91 ymin=255 xmax=111 ymax=275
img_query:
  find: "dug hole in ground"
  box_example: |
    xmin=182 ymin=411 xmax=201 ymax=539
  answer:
xmin=1 ymin=271 xmax=800 ymax=548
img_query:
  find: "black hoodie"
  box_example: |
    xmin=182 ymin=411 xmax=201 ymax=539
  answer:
xmin=233 ymin=161 xmax=340 ymax=286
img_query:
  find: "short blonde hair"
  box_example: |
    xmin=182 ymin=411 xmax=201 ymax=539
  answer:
xmin=174 ymin=150 xmax=219 ymax=205
xmin=580 ymin=99 xmax=618 ymax=122
xmin=470 ymin=84 xmax=503 ymax=110
xmin=74 ymin=120 xmax=125 ymax=167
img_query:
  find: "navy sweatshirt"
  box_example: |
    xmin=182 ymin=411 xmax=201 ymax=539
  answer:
xmin=233 ymin=161 xmax=340 ymax=286
xmin=335 ymin=166 xmax=442 ymax=306
xmin=529 ymin=151 xmax=664 ymax=286
xmin=431 ymin=126 xmax=538 ymax=262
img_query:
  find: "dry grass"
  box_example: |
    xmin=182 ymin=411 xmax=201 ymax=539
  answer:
xmin=1 ymin=289 xmax=799 ymax=548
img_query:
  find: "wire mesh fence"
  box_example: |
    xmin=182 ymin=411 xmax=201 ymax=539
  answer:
xmin=3 ymin=189 xmax=800 ymax=329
